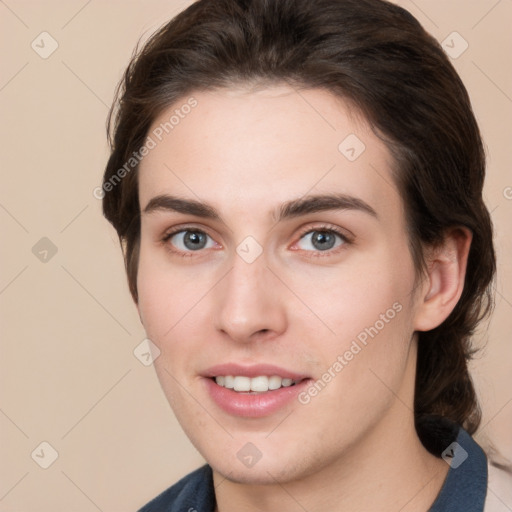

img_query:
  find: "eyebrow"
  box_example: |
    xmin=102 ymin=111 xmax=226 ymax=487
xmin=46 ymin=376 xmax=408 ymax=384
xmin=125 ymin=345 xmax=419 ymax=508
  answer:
xmin=142 ymin=193 xmax=378 ymax=222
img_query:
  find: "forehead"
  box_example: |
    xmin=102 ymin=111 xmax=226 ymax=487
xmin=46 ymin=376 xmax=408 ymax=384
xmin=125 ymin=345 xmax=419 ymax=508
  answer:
xmin=138 ymin=85 xmax=403 ymax=225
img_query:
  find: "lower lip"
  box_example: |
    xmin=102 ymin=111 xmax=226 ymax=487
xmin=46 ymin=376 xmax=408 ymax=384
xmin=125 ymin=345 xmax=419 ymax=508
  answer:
xmin=203 ymin=378 xmax=311 ymax=418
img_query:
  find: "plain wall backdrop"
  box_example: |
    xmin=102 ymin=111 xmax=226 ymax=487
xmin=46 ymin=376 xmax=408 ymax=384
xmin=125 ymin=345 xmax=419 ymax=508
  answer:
xmin=1 ymin=1 xmax=511 ymax=510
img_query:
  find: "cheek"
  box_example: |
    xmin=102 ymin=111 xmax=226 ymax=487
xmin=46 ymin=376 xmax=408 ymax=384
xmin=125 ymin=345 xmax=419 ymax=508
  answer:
xmin=136 ymin=246 xmax=219 ymax=395
xmin=288 ymin=246 xmax=416 ymax=339
xmin=137 ymin=256 xmax=203 ymax=408
xmin=136 ymin=244 xmax=202 ymax=339
xmin=284 ymin=244 xmax=418 ymax=398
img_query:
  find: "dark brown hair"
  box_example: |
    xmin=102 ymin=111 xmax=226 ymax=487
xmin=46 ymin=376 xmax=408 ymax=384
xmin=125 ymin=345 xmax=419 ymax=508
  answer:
xmin=103 ymin=0 xmax=496 ymax=438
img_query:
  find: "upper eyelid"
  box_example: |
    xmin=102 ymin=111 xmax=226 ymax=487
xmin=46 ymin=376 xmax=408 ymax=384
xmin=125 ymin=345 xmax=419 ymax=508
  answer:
xmin=162 ymin=223 xmax=215 ymax=239
xmin=296 ymin=223 xmax=350 ymax=237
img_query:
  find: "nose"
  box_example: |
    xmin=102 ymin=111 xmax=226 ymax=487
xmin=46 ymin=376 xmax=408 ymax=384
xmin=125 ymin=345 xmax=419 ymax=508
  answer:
xmin=212 ymin=251 xmax=288 ymax=344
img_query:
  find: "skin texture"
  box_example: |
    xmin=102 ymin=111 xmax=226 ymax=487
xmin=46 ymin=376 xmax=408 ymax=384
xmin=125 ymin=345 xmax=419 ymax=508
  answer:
xmin=136 ymin=85 xmax=471 ymax=511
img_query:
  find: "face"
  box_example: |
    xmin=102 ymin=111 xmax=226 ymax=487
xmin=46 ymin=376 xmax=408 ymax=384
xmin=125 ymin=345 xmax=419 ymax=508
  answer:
xmin=137 ymin=85 xmax=425 ymax=484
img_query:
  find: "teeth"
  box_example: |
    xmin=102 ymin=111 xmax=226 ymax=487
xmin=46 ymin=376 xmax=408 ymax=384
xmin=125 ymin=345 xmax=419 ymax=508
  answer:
xmin=223 ymin=376 xmax=234 ymax=389
xmin=214 ymin=375 xmax=297 ymax=393
xmin=233 ymin=376 xmax=251 ymax=392
xmin=268 ymin=375 xmax=282 ymax=390
xmin=250 ymin=376 xmax=268 ymax=392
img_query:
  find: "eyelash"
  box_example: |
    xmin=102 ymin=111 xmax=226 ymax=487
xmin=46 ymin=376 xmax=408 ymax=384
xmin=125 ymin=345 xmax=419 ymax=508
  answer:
xmin=160 ymin=223 xmax=352 ymax=258
xmin=161 ymin=226 xmax=217 ymax=258
xmin=294 ymin=223 xmax=352 ymax=257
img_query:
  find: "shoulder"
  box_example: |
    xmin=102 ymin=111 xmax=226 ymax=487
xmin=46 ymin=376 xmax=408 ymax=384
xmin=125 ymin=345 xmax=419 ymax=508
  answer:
xmin=137 ymin=464 xmax=215 ymax=512
xmin=483 ymin=457 xmax=512 ymax=511
xmin=427 ymin=419 xmax=488 ymax=512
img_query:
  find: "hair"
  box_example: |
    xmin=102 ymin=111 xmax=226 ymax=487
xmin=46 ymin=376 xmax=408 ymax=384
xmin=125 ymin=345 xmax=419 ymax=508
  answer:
xmin=102 ymin=0 xmax=496 ymax=441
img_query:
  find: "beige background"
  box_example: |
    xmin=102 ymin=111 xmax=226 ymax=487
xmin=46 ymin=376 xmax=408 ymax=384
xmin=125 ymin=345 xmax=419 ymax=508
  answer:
xmin=0 ymin=1 xmax=511 ymax=510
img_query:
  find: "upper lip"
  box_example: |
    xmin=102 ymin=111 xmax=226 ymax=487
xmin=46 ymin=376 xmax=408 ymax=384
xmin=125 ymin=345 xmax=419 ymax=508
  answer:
xmin=202 ymin=363 xmax=309 ymax=380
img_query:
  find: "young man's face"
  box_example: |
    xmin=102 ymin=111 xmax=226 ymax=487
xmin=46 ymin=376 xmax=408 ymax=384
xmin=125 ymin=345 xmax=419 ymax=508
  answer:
xmin=137 ymin=85 xmax=427 ymax=484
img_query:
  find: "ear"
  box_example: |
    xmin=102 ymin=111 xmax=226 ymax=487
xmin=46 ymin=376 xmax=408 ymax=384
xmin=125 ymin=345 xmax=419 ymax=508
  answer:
xmin=413 ymin=227 xmax=472 ymax=332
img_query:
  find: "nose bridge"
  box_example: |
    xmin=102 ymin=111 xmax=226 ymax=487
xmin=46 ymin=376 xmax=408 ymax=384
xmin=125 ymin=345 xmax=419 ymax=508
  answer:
xmin=213 ymin=250 xmax=286 ymax=341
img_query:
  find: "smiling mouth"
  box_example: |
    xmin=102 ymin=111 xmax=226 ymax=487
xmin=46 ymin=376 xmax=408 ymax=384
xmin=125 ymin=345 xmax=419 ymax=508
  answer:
xmin=211 ymin=375 xmax=304 ymax=393
xmin=205 ymin=373 xmax=312 ymax=417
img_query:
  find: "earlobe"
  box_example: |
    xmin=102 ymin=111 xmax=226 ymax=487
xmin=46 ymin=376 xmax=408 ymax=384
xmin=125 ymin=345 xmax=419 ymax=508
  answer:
xmin=413 ymin=227 xmax=472 ymax=332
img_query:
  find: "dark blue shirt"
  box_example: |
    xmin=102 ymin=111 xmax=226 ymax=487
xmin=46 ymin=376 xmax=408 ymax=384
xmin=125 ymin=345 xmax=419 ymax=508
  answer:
xmin=138 ymin=425 xmax=487 ymax=511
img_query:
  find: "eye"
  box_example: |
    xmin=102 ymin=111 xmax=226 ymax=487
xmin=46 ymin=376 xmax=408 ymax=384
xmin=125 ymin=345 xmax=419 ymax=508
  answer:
xmin=295 ymin=227 xmax=348 ymax=253
xmin=164 ymin=229 xmax=217 ymax=253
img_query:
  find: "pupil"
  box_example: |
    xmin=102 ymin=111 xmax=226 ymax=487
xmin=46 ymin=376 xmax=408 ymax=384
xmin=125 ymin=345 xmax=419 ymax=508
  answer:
xmin=184 ymin=231 xmax=206 ymax=250
xmin=313 ymin=231 xmax=335 ymax=250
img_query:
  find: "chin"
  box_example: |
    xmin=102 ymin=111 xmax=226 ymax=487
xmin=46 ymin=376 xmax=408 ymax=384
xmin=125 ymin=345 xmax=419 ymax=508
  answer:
xmin=220 ymin=468 xmax=277 ymax=485
xmin=213 ymin=463 xmax=293 ymax=486
xmin=208 ymin=450 xmax=316 ymax=486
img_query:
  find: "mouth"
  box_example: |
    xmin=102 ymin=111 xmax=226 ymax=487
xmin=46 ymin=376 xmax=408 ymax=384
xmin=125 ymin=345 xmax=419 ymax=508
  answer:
xmin=202 ymin=364 xmax=312 ymax=418
xmin=211 ymin=375 xmax=302 ymax=393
